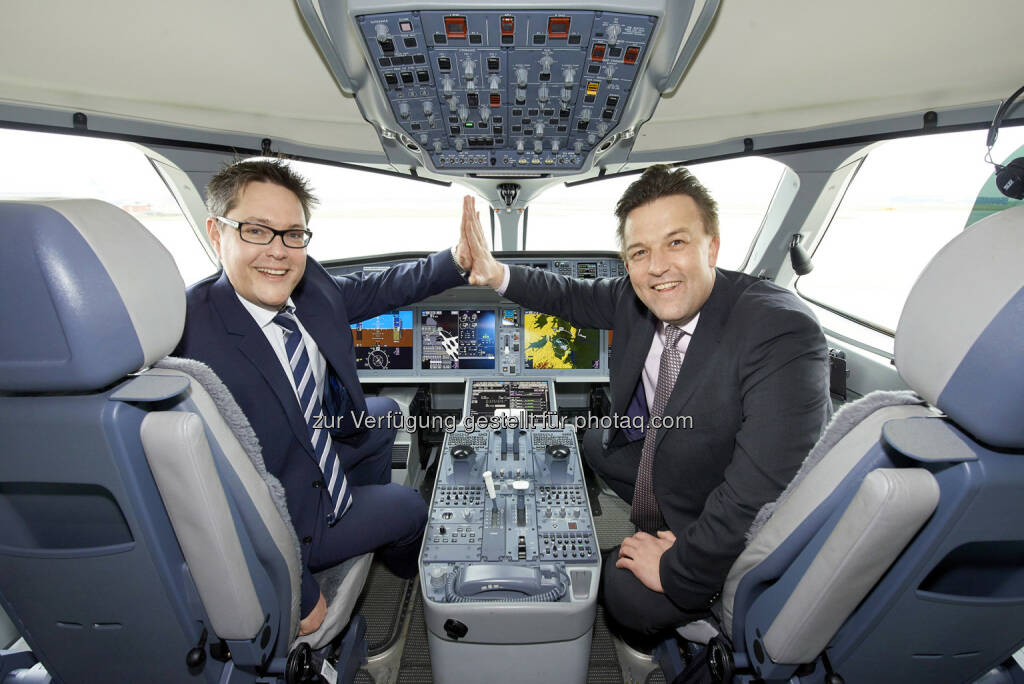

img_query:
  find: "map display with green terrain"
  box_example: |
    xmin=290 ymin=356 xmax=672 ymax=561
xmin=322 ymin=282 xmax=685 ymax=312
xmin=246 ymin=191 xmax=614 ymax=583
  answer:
xmin=523 ymin=312 xmax=600 ymax=370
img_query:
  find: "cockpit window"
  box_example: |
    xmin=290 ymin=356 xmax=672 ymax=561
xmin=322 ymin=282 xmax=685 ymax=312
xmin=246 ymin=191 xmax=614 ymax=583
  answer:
xmin=526 ymin=156 xmax=787 ymax=269
xmin=797 ymin=125 xmax=1024 ymax=334
xmin=255 ymin=159 xmax=483 ymax=263
xmin=0 ymin=129 xmax=215 ymax=285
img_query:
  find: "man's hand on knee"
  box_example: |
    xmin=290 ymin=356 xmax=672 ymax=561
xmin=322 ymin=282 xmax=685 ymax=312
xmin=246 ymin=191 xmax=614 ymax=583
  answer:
xmin=616 ymin=530 xmax=676 ymax=593
xmin=298 ymin=592 xmax=327 ymax=636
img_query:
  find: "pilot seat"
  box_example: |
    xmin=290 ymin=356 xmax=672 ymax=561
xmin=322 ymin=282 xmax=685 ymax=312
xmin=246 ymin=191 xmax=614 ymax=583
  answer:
xmin=0 ymin=199 xmax=371 ymax=683
xmin=654 ymin=204 xmax=1024 ymax=683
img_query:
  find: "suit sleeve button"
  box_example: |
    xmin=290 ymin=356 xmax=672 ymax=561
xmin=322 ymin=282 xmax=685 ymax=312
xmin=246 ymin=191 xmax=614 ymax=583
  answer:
xmin=302 ymin=536 xmax=313 ymax=545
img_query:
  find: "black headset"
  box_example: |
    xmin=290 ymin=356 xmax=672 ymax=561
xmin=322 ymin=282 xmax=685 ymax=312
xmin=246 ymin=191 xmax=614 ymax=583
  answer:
xmin=985 ymin=83 xmax=1024 ymax=200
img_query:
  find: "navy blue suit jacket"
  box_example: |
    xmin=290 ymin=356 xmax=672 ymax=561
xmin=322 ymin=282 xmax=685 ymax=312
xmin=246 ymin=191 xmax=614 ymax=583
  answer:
xmin=174 ymin=250 xmax=464 ymax=612
xmin=505 ymin=266 xmax=831 ymax=611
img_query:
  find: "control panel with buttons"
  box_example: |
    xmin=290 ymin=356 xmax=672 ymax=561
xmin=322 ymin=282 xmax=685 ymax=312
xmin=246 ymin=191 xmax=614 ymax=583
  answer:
xmin=356 ymin=9 xmax=657 ymax=173
xmin=420 ymin=396 xmax=598 ymax=602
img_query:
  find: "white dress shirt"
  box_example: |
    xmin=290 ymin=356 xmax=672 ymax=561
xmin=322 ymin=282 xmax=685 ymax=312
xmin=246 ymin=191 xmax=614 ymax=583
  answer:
xmin=237 ymin=294 xmax=327 ymax=404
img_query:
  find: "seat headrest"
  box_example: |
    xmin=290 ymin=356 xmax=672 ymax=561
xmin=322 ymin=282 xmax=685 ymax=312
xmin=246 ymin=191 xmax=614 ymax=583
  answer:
xmin=0 ymin=200 xmax=186 ymax=392
xmin=896 ymin=205 xmax=1024 ymax=449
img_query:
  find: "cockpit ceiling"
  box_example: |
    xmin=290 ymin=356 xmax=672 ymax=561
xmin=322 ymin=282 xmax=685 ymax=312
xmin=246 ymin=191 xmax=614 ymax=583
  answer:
xmin=1 ymin=0 xmax=1021 ymax=162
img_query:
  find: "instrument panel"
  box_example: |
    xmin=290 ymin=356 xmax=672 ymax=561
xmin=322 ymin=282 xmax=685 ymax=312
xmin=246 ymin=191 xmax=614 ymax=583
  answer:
xmin=356 ymin=9 xmax=657 ymax=174
xmin=331 ymin=255 xmax=625 ymax=381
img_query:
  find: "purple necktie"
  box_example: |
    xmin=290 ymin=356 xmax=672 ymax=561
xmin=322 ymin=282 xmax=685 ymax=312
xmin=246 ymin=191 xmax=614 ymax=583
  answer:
xmin=630 ymin=324 xmax=684 ymax=533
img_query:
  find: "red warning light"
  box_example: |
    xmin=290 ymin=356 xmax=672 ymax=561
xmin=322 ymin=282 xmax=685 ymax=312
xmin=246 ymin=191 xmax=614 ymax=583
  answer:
xmin=444 ymin=16 xmax=467 ymax=38
xmin=548 ymin=17 xmax=570 ymax=39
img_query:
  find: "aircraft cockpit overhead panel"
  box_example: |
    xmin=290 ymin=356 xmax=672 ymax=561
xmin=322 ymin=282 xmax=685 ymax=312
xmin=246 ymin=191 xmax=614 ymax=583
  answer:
xmin=300 ymin=0 xmax=720 ymax=177
xmin=357 ymin=9 xmax=655 ymax=173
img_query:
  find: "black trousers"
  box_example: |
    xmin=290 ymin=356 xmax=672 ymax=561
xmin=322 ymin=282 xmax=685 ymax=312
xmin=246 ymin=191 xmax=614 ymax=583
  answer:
xmin=583 ymin=428 xmax=709 ymax=636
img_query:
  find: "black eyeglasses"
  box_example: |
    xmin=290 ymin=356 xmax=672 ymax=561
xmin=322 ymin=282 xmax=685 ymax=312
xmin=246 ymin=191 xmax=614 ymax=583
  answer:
xmin=216 ymin=216 xmax=312 ymax=248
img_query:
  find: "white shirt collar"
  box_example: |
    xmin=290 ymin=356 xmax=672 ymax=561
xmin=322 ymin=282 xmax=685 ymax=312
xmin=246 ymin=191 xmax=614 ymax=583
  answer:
xmin=236 ymin=294 xmax=296 ymax=330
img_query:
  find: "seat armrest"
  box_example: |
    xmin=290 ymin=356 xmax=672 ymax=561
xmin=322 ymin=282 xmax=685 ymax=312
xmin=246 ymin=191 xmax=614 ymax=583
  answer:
xmin=141 ymin=411 xmax=264 ymax=641
xmin=762 ymin=468 xmax=939 ymax=665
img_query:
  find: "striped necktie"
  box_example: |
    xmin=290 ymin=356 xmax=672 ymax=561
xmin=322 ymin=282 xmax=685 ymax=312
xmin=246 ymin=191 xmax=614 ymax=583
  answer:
xmin=630 ymin=324 xmax=684 ymax=533
xmin=273 ymin=307 xmax=352 ymax=524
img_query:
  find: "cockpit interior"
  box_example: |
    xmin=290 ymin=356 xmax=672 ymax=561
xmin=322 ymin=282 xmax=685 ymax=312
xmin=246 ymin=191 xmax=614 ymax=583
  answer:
xmin=1 ymin=1 xmax=1024 ymax=683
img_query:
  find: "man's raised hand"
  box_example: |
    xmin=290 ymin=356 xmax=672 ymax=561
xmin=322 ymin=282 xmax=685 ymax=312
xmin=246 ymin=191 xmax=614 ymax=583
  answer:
xmin=460 ymin=195 xmax=505 ymax=288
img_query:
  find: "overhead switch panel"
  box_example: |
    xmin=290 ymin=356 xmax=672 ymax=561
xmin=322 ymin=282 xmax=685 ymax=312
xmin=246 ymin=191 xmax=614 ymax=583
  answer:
xmin=356 ymin=9 xmax=657 ymax=174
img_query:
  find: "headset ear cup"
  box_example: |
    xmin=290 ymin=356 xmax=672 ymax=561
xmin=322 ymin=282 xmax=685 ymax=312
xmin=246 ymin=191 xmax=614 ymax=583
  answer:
xmin=995 ymin=158 xmax=1024 ymax=200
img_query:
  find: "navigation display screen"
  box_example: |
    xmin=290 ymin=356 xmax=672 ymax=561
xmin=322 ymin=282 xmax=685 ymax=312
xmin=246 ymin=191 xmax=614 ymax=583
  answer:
xmin=421 ymin=309 xmax=496 ymax=370
xmin=468 ymin=380 xmax=551 ymax=417
xmin=351 ymin=310 xmax=415 ymax=370
xmin=523 ymin=311 xmax=600 ymax=370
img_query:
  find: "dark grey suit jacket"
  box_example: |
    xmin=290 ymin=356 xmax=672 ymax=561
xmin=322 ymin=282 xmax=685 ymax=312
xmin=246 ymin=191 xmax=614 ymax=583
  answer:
xmin=505 ymin=265 xmax=831 ymax=610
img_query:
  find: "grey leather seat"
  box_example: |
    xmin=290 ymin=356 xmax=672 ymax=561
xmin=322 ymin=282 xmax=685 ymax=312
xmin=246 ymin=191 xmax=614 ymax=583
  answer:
xmin=674 ymin=205 xmax=1024 ymax=683
xmin=0 ymin=199 xmax=370 ymax=683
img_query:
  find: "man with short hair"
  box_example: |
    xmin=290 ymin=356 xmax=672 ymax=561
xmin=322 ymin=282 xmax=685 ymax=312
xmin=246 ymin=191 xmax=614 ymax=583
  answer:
xmin=460 ymin=165 xmax=831 ymax=639
xmin=175 ymin=160 xmax=470 ymax=634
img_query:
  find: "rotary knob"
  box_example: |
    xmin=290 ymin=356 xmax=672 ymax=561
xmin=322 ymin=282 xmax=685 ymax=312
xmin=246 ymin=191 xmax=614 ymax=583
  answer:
xmin=537 ymin=85 xmax=549 ymax=103
xmin=433 ymin=141 xmax=443 ymax=154
xmin=449 ymin=97 xmax=458 ymax=112
xmin=429 ymin=566 xmax=446 ymax=589
xmin=516 ymin=87 xmax=527 ymax=104
xmin=533 ymin=139 xmax=543 ymax=154
xmin=516 ymin=67 xmax=529 ymax=87
xmin=562 ymin=66 xmax=576 ymax=85
xmin=455 ymin=138 xmax=464 ymax=152
xmin=516 ymin=139 xmax=525 ymax=154
xmin=398 ymin=102 xmax=410 ymax=119
xmin=597 ymin=122 xmax=609 ymax=136
xmin=534 ymin=123 xmax=545 ymax=137
xmin=489 ymin=75 xmax=501 ymax=91
xmin=561 ymin=87 xmax=573 ymax=104
xmin=579 ymin=108 xmax=592 ymax=122
xmin=458 ymin=105 xmax=469 ymax=122
xmin=551 ymin=140 xmax=560 ymax=153
xmin=462 ymin=58 xmax=475 ymax=80
xmin=574 ymin=141 xmax=583 ymax=154
xmin=539 ymin=55 xmax=554 ymax=74
xmin=587 ymin=133 xmax=597 ymax=145
xmin=422 ymin=100 xmax=434 ymax=116
xmin=374 ymin=24 xmax=390 ymax=43
xmin=442 ymin=76 xmax=454 ymax=97
xmin=418 ymin=133 xmax=429 ymax=145
xmin=479 ymin=106 xmax=490 ymax=122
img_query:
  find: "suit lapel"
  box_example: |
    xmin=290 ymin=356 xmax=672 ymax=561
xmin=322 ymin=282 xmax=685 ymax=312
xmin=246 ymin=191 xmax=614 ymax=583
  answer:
xmin=210 ymin=273 xmax=313 ymax=456
xmin=654 ymin=270 xmax=731 ymax=452
xmin=291 ymin=272 xmax=363 ymax=414
xmin=612 ymin=303 xmax=658 ymax=419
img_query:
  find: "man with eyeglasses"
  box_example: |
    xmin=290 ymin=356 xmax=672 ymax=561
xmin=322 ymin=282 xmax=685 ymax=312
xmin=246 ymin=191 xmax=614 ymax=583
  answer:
xmin=174 ymin=160 xmax=470 ymax=636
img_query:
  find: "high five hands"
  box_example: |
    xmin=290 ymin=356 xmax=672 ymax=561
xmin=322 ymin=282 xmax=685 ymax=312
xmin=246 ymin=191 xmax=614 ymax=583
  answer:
xmin=456 ymin=195 xmax=505 ymax=288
